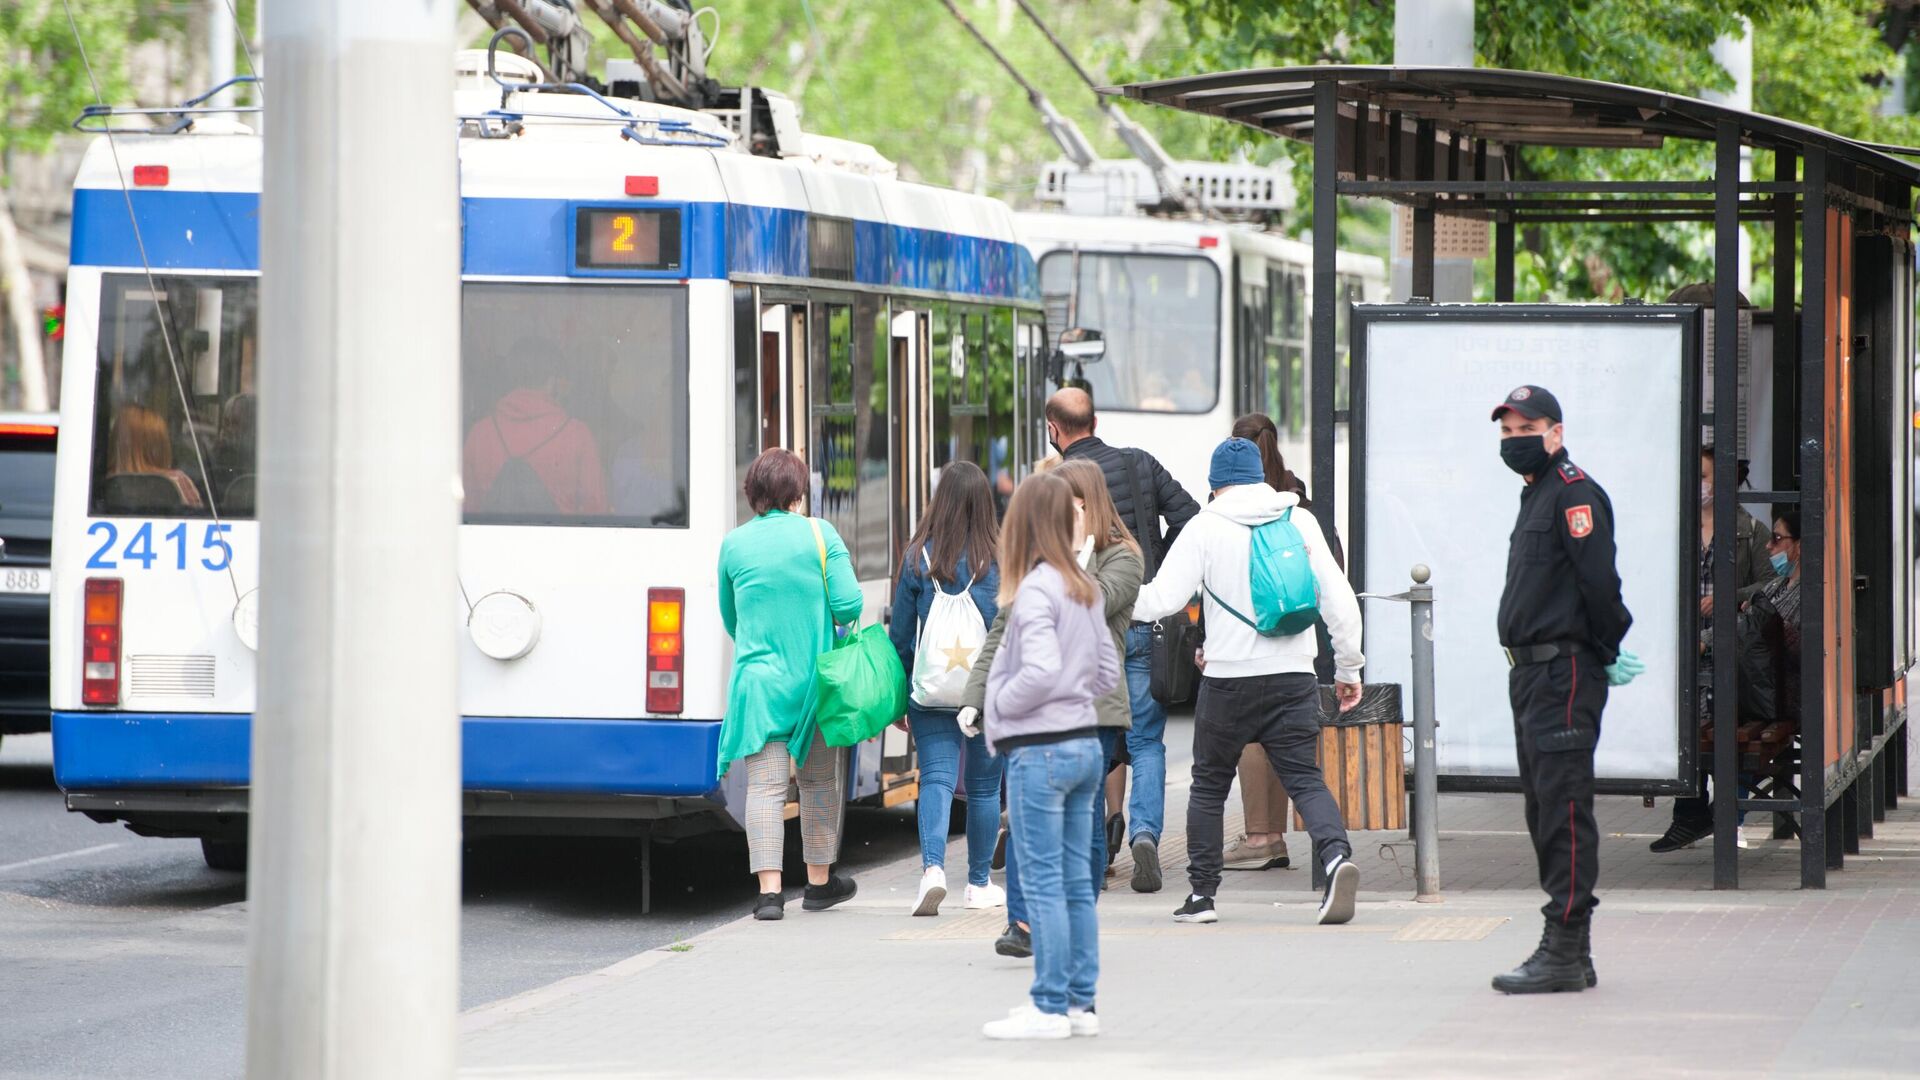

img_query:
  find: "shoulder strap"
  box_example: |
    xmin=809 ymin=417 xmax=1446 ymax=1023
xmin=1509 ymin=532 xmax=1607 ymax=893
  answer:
xmin=1120 ymin=448 xmax=1157 ymax=577
xmin=494 ymin=414 xmax=571 ymax=462
xmin=809 ymin=517 xmax=833 ymax=631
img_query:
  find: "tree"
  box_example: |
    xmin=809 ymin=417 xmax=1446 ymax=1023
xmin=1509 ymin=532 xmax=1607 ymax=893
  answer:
xmin=1133 ymin=0 xmax=1920 ymax=301
xmin=2 ymin=1 xmax=139 ymax=411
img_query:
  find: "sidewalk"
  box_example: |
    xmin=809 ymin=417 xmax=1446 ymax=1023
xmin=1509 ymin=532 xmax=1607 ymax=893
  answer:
xmin=459 ymin=731 xmax=1920 ymax=1079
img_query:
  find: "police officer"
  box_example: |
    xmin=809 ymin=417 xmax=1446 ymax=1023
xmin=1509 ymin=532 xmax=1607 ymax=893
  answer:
xmin=1490 ymin=385 xmax=1643 ymax=995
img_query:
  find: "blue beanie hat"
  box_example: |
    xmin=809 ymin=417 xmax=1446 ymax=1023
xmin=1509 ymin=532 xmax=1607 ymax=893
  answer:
xmin=1209 ymin=437 xmax=1265 ymax=490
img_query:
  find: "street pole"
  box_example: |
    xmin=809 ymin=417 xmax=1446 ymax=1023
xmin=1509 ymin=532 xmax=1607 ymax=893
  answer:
xmin=207 ymin=0 xmax=235 ymax=106
xmin=1391 ymin=0 xmax=1474 ymax=302
xmin=1407 ymin=565 xmax=1441 ymax=902
xmin=247 ymin=4 xmax=462 ymax=1079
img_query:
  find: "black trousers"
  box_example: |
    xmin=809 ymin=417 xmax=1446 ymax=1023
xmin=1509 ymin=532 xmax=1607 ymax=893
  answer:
xmin=1509 ymin=652 xmax=1607 ymax=925
xmin=1187 ymin=672 xmax=1351 ymax=897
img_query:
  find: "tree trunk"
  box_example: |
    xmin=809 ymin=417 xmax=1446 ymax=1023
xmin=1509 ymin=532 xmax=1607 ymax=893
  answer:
xmin=0 ymin=188 xmax=51 ymax=413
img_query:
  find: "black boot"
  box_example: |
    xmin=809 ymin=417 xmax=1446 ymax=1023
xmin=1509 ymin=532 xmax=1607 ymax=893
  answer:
xmin=1578 ymin=920 xmax=1597 ymax=988
xmin=1490 ymin=919 xmax=1589 ymax=994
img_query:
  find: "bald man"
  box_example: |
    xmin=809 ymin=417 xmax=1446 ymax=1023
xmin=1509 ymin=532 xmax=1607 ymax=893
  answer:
xmin=1045 ymin=387 xmax=1200 ymax=893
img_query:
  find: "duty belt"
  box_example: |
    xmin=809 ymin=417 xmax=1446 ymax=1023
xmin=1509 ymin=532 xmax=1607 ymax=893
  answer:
xmin=1502 ymin=642 xmax=1588 ymax=666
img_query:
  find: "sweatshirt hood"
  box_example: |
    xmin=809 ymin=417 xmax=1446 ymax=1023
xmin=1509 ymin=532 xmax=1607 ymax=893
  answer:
xmin=1204 ymin=482 xmax=1300 ymax=526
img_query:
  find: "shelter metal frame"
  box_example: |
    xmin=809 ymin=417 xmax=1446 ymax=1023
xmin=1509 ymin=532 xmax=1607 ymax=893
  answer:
xmin=1116 ymin=66 xmax=1917 ymax=889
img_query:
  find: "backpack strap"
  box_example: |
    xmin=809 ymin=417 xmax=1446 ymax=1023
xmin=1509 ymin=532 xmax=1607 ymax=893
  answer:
xmin=1119 ymin=448 xmax=1158 ymax=578
xmin=1204 ymin=583 xmax=1258 ymax=631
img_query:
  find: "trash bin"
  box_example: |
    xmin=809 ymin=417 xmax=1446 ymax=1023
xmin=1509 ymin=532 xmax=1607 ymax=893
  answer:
xmin=1291 ymin=684 xmax=1406 ymax=832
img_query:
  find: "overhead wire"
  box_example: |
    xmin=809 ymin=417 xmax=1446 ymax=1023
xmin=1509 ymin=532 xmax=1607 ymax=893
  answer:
xmin=60 ymin=0 xmax=244 ymax=607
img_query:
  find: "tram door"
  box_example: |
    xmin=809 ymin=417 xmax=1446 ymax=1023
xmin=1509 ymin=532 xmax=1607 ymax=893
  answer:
xmin=881 ymin=307 xmax=930 ymax=789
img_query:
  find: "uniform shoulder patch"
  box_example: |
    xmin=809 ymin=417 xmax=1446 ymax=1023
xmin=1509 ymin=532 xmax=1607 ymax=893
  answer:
xmin=1566 ymin=504 xmax=1595 ymax=539
xmin=1556 ymin=459 xmax=1586 ymax=484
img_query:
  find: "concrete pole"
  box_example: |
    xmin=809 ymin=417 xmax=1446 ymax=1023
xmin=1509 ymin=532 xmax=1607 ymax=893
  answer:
xmin=208 ymin=0 xmax=235 ymax=106
xmin=1391 ymin=0 xmax=1474 ymax=301
xmin=1705 ymin=21 xmax=1753 ymax=294
xmin=247 ymin=4 xmax=462 ymax=1079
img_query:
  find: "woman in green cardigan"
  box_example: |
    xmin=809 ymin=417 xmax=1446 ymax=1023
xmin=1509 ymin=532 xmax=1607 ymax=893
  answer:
xmin=718 ymin=449 xmax=866 ymax=921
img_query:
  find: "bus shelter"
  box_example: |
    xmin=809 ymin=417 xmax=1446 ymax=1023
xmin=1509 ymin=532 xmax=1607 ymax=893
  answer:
xmin=1117 ymin=66 xmax=1913 ymax=889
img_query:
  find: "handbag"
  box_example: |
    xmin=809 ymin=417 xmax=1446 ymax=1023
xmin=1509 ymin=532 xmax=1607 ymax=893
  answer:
xmin=1122 ymin=448 xmax=1199 ymax=705
xmin=809 ymin=519 xmax=909 ymax=748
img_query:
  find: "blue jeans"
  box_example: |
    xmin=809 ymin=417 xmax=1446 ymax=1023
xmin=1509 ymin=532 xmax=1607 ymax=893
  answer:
xmin=1123 ymin=624 xmax=1168 ymax=843
xmin=1006 ymin=737 xmax=1102 ymax=1015
xmin=1007 ymin=728 xmax=1120 ymax=927
xmin=909 ymin=707 xmax=1003 ymax=886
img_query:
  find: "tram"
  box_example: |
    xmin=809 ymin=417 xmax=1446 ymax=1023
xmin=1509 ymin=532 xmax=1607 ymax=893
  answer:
xmin=47 ymin=53 xmax=1046 ymax=868
xmin=1018 ymin=176 xmax=1387 ymax=503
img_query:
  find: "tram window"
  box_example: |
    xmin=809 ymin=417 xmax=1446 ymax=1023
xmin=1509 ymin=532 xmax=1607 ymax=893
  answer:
xmin=986 ymin=308 xmax=1016 ymax=514
xmin=733 ymin=286 xmax=757 ymax=526
xmin=1269 ymin=267 xmax=1308 ymax=437
xmin=1037 ymin=251 xmax=1220 ymax=415
xmin=1334 ymin=275 xmax=1366 ymax=413
xmin=460 ymin=282 xmax=688 ymax=527
xmin=88 ymin=273 xmax=259 ymax=519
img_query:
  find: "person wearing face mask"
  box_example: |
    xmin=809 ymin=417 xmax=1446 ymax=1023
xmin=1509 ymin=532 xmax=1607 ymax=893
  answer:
xmin=1490 ymin=385 xmax=1640 ymax=995
xmin=1650 ymin=447 xmax=1778 ymax=853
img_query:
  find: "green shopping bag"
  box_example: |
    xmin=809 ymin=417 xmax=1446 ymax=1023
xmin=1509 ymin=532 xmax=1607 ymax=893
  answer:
xmin=809 ymin=520 xmax=909 ymax=748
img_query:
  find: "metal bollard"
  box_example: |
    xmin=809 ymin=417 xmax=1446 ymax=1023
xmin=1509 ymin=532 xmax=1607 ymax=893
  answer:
xmin=1407 ymin=565 xmax=1441 ymax=902
xmin=1357 ymin=565 xmax=1442 ymax=902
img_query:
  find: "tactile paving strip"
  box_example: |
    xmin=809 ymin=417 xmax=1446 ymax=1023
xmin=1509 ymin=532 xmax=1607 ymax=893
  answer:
xmin=1390 ymin=916 xmax=1510 ymax=942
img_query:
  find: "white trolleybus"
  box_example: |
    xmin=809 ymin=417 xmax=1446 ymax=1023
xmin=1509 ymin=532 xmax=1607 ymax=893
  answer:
xmin=1017 ymin=158 xmax=1387 ymax=504
xmin=48 ymin=53 xmax=1049 ymax=878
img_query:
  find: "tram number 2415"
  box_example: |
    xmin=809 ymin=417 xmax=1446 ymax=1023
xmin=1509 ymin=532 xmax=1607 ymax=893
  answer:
xmin=86 ymin=522 xmax=233 ymax=572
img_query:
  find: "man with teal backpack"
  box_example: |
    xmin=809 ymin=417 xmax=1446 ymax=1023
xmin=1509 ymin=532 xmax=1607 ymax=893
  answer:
xmin=1133 ymin=437 xmax=1367 ymax=926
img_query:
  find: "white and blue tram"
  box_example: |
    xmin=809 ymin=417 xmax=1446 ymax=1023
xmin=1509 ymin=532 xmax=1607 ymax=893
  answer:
xmin=48 ymin=57 xmax=1047 ymax=864
xmin=1017 ymin=197 xmax=1386 ymax=507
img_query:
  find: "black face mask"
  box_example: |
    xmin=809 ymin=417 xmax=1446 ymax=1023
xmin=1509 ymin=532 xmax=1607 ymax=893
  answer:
xmin=1500 ymin=435 xmax=1551 ymax=476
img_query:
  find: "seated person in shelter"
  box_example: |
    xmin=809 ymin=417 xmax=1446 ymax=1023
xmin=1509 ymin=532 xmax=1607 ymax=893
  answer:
xmin=108 ymin=403 xmax=205 ymax=509
xmin=463 ymin=355 xmax=609 ymax=516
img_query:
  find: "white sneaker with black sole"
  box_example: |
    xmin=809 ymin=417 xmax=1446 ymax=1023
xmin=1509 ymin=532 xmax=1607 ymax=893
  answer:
xmin=912 ymin=866 xmax=946 ymax=917
xmin=1317 ymin=855 xmax=1359 ymax=925
xmin=1173 ymin=893 xmax=1218 ymax=923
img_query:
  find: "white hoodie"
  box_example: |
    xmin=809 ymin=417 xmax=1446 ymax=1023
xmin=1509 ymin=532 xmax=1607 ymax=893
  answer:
xmin=1131 ymin=483 xmax=1364 ymax=682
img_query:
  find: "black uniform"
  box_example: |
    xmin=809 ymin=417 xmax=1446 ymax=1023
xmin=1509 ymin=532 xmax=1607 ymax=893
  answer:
xmin=1497 ymin=447 xmax=1632 ymax=927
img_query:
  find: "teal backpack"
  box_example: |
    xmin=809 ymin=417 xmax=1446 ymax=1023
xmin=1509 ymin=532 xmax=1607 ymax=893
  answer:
xmin=1206 ymin=507 xmax=1320 ymax=637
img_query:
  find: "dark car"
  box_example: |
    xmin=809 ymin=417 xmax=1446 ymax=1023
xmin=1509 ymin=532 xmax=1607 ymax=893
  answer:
xmin=0 ymin=413 xmax=56 ymax=744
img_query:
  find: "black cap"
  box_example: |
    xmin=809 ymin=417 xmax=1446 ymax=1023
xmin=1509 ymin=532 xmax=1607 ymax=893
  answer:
xmin=1491 ymin=385 xmax=1562 ymax=423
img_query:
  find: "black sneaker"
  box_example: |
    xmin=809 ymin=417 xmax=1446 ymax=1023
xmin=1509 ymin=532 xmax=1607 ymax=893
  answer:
xmin=1173 ymin=894 xmax=1217 ymax=924
xmin=1649 ymin=819 xmax=1712 ymax=853
xmin=801 ymin=873 xmax=857 ymax=911
xmin=752 ymin=892 xmax=784 ymax=921
xmin=1130 ymin=835 xmax=1162 ymax=893
xmin=994 ymin=922 xmax=1033 ymax=958
xmin=1317 ymin=854 xmax=1359 ymax=925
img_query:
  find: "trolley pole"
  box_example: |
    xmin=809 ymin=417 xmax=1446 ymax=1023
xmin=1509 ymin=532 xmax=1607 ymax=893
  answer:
xmin=248 ymin=4 xmax=462 ymax=1079
xmin=1407 ymin=565 xmax=1441 ymax=902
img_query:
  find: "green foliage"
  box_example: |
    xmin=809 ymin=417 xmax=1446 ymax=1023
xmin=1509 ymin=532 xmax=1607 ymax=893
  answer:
xmin=0 ymin=1 xmax=136 ymax=161
xmin=1141 ymin=0 xmax=1920 ymax=301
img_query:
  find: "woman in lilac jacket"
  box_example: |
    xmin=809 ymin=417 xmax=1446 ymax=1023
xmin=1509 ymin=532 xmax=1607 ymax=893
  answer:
xmin=980 ymin=473 xmax=1120 ymax=1041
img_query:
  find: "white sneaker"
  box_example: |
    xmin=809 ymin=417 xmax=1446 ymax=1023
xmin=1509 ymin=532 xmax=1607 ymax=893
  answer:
xmin=1067 ymin=1007 xmax=1100 ymax=1037
xmin=983 ymin=1003 xmax=1071 ymax=1040
xmin=1737 ymin=824 xmax=1752 ymax=849
xmin=912 ymin=866 xmax=947 ymax=917
xmin=964 ymin=881 xmax=1006 ymax=909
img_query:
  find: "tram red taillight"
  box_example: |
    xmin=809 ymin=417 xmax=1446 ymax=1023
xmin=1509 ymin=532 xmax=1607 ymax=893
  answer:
xmin=647 ymin=587 xmax=684 ymax=714
xmin=132 ymin=165 xmax=169 ymax=187
xmin=82 ymin=578 xmax=123 ymax=706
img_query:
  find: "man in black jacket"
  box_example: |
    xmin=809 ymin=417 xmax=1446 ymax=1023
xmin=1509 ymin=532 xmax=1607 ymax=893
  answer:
xmin=1045 ymin=388 xmax=1200 ymax=893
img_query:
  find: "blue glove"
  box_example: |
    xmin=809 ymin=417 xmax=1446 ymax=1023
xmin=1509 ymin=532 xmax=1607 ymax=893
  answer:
xmin=1605 ymin=650 xmax=1645 ymax=686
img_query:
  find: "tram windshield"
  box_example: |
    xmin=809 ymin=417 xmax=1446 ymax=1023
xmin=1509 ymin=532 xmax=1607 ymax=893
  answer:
xmin=87 ymin=273 xmax=260 ymax=519
xmin=460 ymin=282 xmax=689 ymax=528
xmin=1038 ymin=251 xmax=1220 ymax=414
